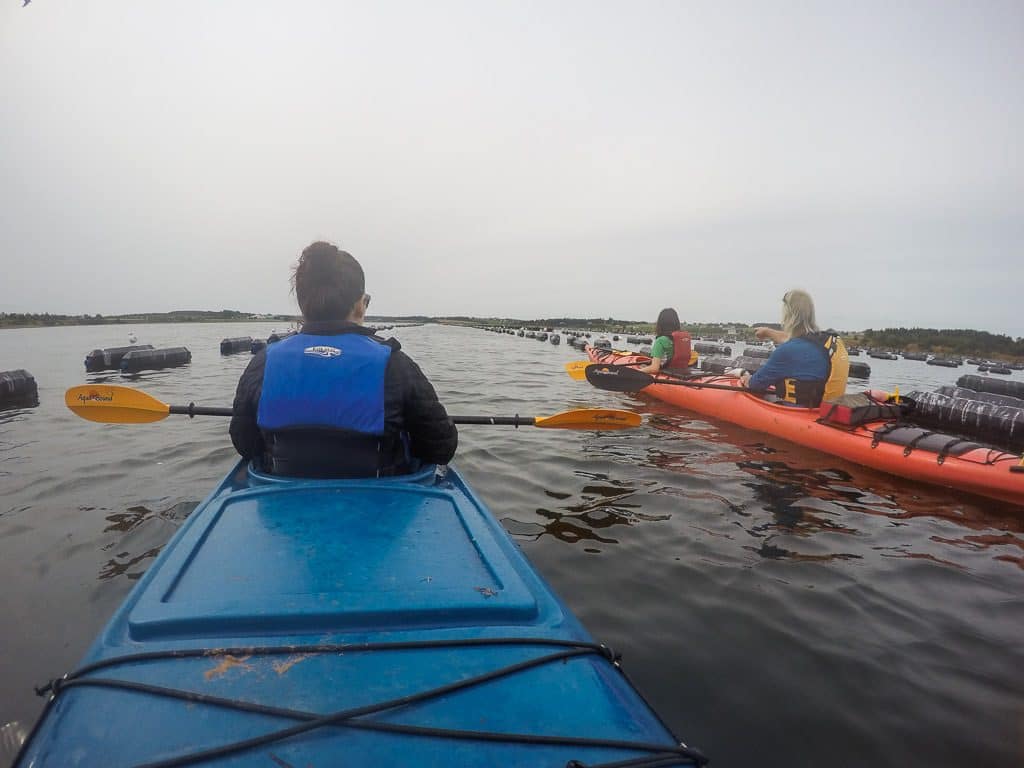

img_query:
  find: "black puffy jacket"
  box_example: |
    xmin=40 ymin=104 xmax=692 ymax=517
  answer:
xmin=230 ymin=321 xmax=458 ymax=476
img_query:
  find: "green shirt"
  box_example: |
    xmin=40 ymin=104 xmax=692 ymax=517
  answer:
xmin=650 ymin=335 xmax=673 ymax=364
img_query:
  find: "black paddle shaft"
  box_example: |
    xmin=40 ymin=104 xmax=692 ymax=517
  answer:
xmin=169 ymin=404 xmax=233 ymax=418
xmin=448 ymin=415 xmax=535 ymax=426
xmin=164 ymin=405 xmax=540 ymax=427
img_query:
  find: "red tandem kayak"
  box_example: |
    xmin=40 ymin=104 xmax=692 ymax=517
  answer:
xmin=586 ymin=347 xmax=1024 ymax=507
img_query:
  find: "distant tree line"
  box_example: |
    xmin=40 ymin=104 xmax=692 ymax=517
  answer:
xmin=0 ymin=310 xmax=295 ymax=328
xmin=855 ymin=327 xmax=1024 ymax=358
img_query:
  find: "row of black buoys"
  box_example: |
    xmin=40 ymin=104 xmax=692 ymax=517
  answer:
xmin=220 ymin=336 xmax=253 ymax=355
xmin=848 ymin=347 xmax=862 ymax=356
xmin=741 ymin=347 xmax=772 ymax=359
xmin=957 ymin=374 xmax=1024 ymax=400
xmin=979 ymin=364 xmax=1012 ymax=375
xmin=251 ymin=339 xmax=267 ymax=353
xmin=120 ymin=347 xmax=192 ymax=373
xmin=625 ymin=336 xmax=653 ymax=345
xmin=907 ymin=386 xmax=1024 ymax=451
xmin=868 ymin=350 xmax=898 ymax=360
xmin=903 ymin=352 xmax=928 ymax=361
xmin=927 ymin=357 xmax=961 ymax=367
xmin=84 ymin=343 xmax=191 ymax=373
xmin=536 ymin=332 xmax=549 ymax=342
xmin=84 ymin=345 xmax=154 ymax=372
xmin=0 ymin=369 xmax=38 ymax=408
xmin=691 ymin=355 xmax=873 ymax=380
xmin=694 ymin=342 xmax=731 ymax=357
xmin=593 ymin=338 xmax=612 ymax=350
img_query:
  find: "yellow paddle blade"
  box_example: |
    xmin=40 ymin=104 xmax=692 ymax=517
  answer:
xmin=65 ymin=385 xmax=171 ymax=424
xmin=564 ymin=361 xmax=590 ymax=380
xmin=534 ymin=408 xmax=641 ymax=430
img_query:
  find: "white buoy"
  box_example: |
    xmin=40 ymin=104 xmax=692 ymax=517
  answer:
xmin=128 ymin=332 xmax=137 ymax=344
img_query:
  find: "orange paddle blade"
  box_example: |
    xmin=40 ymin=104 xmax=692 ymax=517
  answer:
xmin=65 ymin=385 xmax=171 ymax=424
xmin=534 ymin=408 xmax=641 ymax=430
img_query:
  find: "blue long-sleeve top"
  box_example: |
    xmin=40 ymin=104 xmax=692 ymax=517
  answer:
xmin=747 ymin=337 xmax=828 ymax=393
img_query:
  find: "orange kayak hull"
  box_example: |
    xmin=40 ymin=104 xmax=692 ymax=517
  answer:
xmin=587 ymin=348 xmax=1024 ymax=507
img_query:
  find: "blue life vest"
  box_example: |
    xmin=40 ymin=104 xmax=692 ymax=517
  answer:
xmin=257 ymin=333 xmax=391 ymax=434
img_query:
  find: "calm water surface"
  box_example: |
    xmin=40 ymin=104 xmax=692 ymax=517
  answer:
xmin=1 ymin=323 xmax=1022 ymax=766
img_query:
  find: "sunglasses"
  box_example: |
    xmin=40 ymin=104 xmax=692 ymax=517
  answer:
xmin=363 ymin=294 xmax=371 ymax=308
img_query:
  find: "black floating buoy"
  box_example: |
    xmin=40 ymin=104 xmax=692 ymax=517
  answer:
xmin=84 ymin=345 xmax=155 ymax=372
xmin=956 ymin=374 xmax=1024 ymax=399
xmin=848 ymin=361 xmax=871 ymax=379
xmin=693 ymin=342 xmax=730 ymax=356
xmin=594 ymin=338 xmax=611 ymax=350
xmin=904 ymin=389 xmax=1024 ymax=451
xmin=251 ymin=339 xmax=267 ymax=354
xmin=0 ymin=369 xmax=38 ymax=408
xmin=220 ymin=336 xmax=253 ymax=355
xmin=699 ymin=356 xmax=735 ymax=374
xmin=120 ymin=347 xmax=192 ymax=373
xmin=550 ymin=334 xmax=561 ymax=345
xmin=741 ymin=347 xmax=771 ymax=359
xmin=268 ymin=330 xmax=297 ymax=344
xmin=536 ymin=332 xmax=548 ymax=341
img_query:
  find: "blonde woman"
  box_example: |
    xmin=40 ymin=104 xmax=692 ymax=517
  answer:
xmin=738 ymin=290 xmax=848 ymax=406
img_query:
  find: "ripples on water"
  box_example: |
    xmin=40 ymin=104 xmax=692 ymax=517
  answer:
xmin=1 ymin=323 xmax=1022 ymax=766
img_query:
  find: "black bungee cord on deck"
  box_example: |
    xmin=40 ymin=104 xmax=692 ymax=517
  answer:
xmin=28 ymin=637 xmax=708 ymax=768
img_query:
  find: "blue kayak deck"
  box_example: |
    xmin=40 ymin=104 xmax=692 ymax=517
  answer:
xmin=18 ymin=462 xmax=700 ymax=767
xmin=133 ymin=482 xmax=537 ymax=638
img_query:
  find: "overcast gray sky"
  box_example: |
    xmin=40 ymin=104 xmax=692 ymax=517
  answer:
xmin=2 ymin=1 xmax=1022 ymax=335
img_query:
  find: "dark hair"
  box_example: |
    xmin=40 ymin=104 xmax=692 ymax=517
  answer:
xmin=654 ymin=308 xmax=680 ymax=339
xmin=291 ymin=241 xmax=365 ymax=321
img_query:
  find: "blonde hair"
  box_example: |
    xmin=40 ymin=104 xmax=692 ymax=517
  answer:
xmin=781 ymin=289 xmax=819 ymax=338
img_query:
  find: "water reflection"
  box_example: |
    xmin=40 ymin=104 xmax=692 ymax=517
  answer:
xmin=0 ymin=721 xmax=27 ymax=768
xmin=501 ymin=474 xmax=670 ymax=549
xmin=0 ymin=400 xmax=38 ymax=416
xmin=594 ymin=397 xmax=1024 ymax=570
xmin=98 ymin=501 xmax=197 ymax=581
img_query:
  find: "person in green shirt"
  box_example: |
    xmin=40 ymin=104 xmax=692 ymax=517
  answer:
xmin=637 ymin=308 xmax=692 ymax=374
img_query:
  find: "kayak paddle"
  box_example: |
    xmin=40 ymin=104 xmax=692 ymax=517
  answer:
xmin=65 ymin=385 xmax=642 ymax=430
xmin=564 ymin=360 xmax=700 ymax=382
xmin=583 ymin=365 xmax=749 ymax=394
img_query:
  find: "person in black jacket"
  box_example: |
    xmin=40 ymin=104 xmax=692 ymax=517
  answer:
xmin=230 ymin=241 xmax=457 ymax=477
